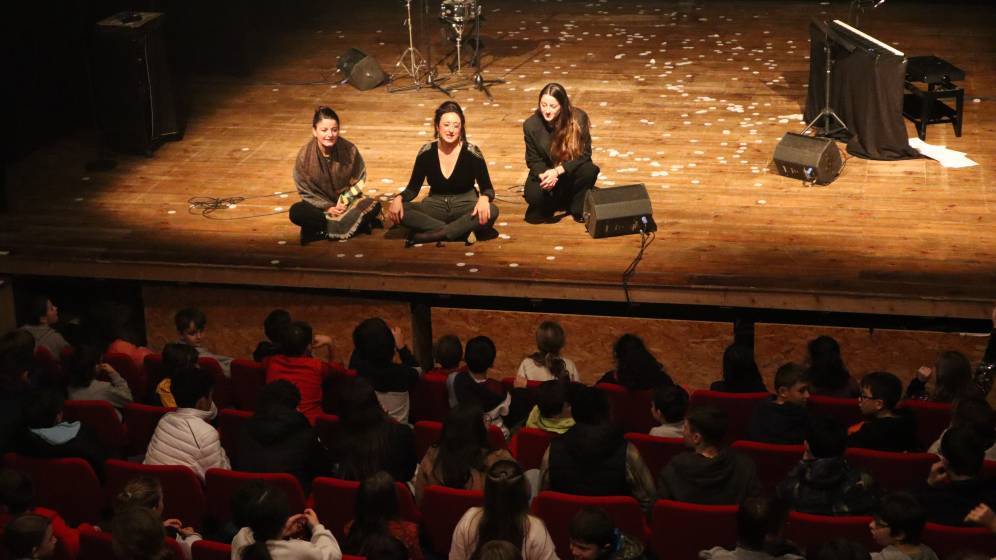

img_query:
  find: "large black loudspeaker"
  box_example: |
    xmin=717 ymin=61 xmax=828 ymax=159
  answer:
xmin=583 ymin=184 xmax=657 ymax=239
xmin=94 ymin=12 xmax=182 ymax=155
xmin=337 ymin=48 xmax=386 ymax=91
xmin=773 ymin=132 xmax=842 ymax=185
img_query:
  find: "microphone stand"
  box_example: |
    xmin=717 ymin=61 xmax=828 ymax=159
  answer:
xmin=802 ymin=22 xmax=847 ymax=138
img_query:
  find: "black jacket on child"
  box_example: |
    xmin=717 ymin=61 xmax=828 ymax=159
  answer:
xmin=237 ymin=405 xmax=329 ymax=489
xmin=747 ymin=397 xmax=809 ymax=445
xmin=549 ymin=422 xmax=629 ymax=497
xmin=916 ymin=477 xmax=996 ymax=526
xmin=657 ymin=448 xmax=761 ymax=505
xmin=776 ymin=457 xmax=879 ymax=515
xmin=847 ymin=409 xmax=920 ymax=452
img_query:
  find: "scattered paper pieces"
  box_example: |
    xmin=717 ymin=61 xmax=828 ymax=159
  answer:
xmin=908 ymin=138 xmax=978 ymax=168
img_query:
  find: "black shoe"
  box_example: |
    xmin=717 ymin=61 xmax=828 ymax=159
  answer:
xmin=300 ymin=229 xmax=327 ymax=246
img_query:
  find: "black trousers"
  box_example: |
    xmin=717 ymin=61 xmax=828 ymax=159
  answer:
xmin=401 ymin=190 xmax=499 ymax=241
xmin=523 ymin=161 xmax=599 ymax=222
xmin=289 ymin=201 xmax=328 ymax=235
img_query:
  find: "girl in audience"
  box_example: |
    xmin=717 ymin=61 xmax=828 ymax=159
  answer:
xmin=450 ymin=460 xmax=557 ymax=560
xmin=517 ymin=321 xmax=579 ymax=383
xmin=349 ymin=318 xmax=420 ymax=424
xmin=868 ymin=492 xmax=939 ymax=560
xmin=413 ymin=403 xmax=514 ymax=504
xmin=113 ymin=476 xmax=201 ymax=559
xmin=66 ymin=345 xmax=133 ymax=413
xmin=711 ymin=343 xmax=767 ymax=393
xmin=0 ymin=470 xmax=75 ymax=559
xmin=598 ymin=334 xmax=673 ymax=391
xmin=111 ymin=506 xmax=175 ymax=560
xmin=334 ymin=377 xmax=417 ymax=483
xmin=806 ymin=336 xmax=859 ymax=398
xmin=155 ymin=342 xmax=199 ymax=408
xmin=231 ymin=482 xmax=341 ymax=560
xmin=343 ymin=471 xmax=421 ymax=560
xmin=927 ymin=396 xmax=996 ymax=459
xmin=2 ymin=512 xmax=57 ymax=560
xmin=906 ymin=350 xmax=980 ymax=403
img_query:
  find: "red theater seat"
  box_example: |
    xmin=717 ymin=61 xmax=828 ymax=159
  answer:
xmin=121 ymin=402 xmax=172 ymax=457
xmin=730 ymin=440 xmax=804 ymax=493
xmin=104 ymin=459 xmax=206 ymax=529
xmin=414 ymin=421 xmax=505 ymax=460
xmin=411 ymin=372 xmax=450 ymax=422
xmin=190 ymin=540 xmax=232 ymax=560
xmin=922 ymin=523 xmax=996 ymax=558
xmin=784 ymin=511 xmax=875 ymax=551
xmin=651 ymin=499 xmax=738 ymax=560
xmin=844 ymin=448 xmax=938 ymax=492
xmin=205 ymin=469 xmax=306 ymax=526
xmin=420 ymin=486 xmax=484 ymax=557
xmin=217 ymin=408 xmax=252 ymax=465
xmin=598 ymin=383 xmax=657 ymax=434
xmin=231 ymin=358 xmax=266 ymax=411
xmin=532 ymin=491 xmax=649 ymax=560
xmin=78 ymin=526 xmax=184 ymax=560
xmin=624 ymin=433 xmax=685 ymax=477
xmin=688 ymin=390 xmax=770 ymax=443
xmin=4 ymin=454 xmax=102 ymax=527
xmin=509 ymin=427 xmax=556 ymax=470
xmin=808 ymin=395 xmax=862 ymax=429
xmin=198 ymin=357 xmax=234 ymax=410
xmin=898 ymin=399 xmax=953 ymax=449
xmin=62 ymin=399 xmax=128 ymax=457
xmin=102 ymin=351 xmax=148 ymax=402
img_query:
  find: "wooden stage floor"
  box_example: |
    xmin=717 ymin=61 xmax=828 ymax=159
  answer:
xmin=2 ymin=0 xmax=994 ymax=319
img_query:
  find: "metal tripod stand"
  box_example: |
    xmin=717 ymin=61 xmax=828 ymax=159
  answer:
xmin=803 ymin=23 xmax=847 ymax=138
xmin=389 ymin=0 xmax=451 ymax=96
xmin=442 ymin=4 xmax=504 ymax=100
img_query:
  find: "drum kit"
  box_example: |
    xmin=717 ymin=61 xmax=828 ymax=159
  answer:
xmin=388 ymin=0 xmax=502 ymax=99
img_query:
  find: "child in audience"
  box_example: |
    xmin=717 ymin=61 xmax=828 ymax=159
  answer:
xmin=806 ymin=335 xmax=859 ymax=398
xmin=649 ymin=384 xmax=688 ymax=438
xmin=264 ymin=321 xmax=337 ymax=425
xmin=19 ymin=295 xmax=70 ymax=361
xmin=0 ymin=468 xmax=81 ymax=559
xmin=657 ymin=406 xmax=761 ymax=505
xmin=517 ymin=321 xmax=580 ymax=382
xmin=868 ymin=493 xmax=939 ymax=560
xmin=598 ymin=334 xmax=672 ymax=391
xmin=334 ymin=377 xmax=417 ymax=483
xmin=66 ymin=345 xmax=134 ymax=414
xmin=155 ymin=343 xmax=199 ymax=408
xmin=144 ymin=367 xmax=230 ymax=480
xmin=699 ymin=496 xmax=803 ymax=559
xmin=526 ymin=379 xmax=575 ymax=434
xmin=426 ymin=334 xmax=464 ymax=407
xmin=747 ymin=363 xmax=810 ymax=444
xmin=349 ymin=318 xmax=420 ymax=424
xmin=927 ymin=396 xmax=996 ymax=460
xmin=711 ymin=343 xmax=767 ymax=393
xmin=567 ymin=506 xmax=646 ymax=560
xmin=343 ymin=471 xmax=422 ymax=560
xmin=111 ymin=506 xmax=175 ymax=560
xmin=253 ymin=309 xmax=292 ymax=363
xmin=174 ymin=307 xmax=233 ymax=376
xmin=905 ymin=350 xmax=980 ymax=403
xmin=113 ymin=476 xmax=201 ymax=558
xmin=2 ymin=512 xmax=57 ymax=560
xmin=848 ymin=372 xmax=920 ymax=452
xmin=231 ymin=482 xmax=341 ymax=560
xmin=916 ymin=426 xmax=996 ymax=526
xmin=454 ymin=336 xmax=514 ymax=437
xmin=21 ymin=389 xmax=108 ymax=478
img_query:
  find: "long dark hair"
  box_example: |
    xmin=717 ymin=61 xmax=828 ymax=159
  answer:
xmin=536 ymin=83 xmax=582 ymax=164
xmin=344 ymin=471 xmax=401 ymax=554
xmin=472 ymin=460 xmax=530 ymax=558
xmin=434 ymin=100 xmax=468 ymax=142
xmin=612 ymin=334 xmax=672 ymax=390
xmin=529 ymin=321 xmax=568 ymax=380
xmin=721 ymin=343 xmax=765 ymax=392
xmin=434 ymin=403 xmax=489 ymax=488
xmin=238 ymin=483 xmax=292 ymax=560
xmin=806 ymin=336 xmax=850 ymax=391
xmin=933 ymin=351 xmax=975 ymax=402
xmin=338 ymin=378 xmax=393 ymax=480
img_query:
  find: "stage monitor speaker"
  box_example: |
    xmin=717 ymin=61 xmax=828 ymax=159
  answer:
xmin=337 ymin=48 xmax=386 ymax=91
xmin=94 ymin=12 xmax=183 ymax=155
xmin=773 ymin=132 xmax=842 ymax=185
xmin=583 ymin=183 xmax=657 ymax=239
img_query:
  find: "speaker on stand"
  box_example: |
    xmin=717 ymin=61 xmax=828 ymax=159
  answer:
xmin=772 ymin=132 xmax=843 ymax=185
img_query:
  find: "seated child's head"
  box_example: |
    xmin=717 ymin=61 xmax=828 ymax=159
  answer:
xmin=774 ymin=362 xmax=810 ymax=406
xmin=737 ymin=496 xmax=787 ymax=551
xmin=170 ymin=367 xmax=214 ymax=411
xmin=113 ymin=476 xmax=165 ymax=516
xmin=263 ymin=309 xmax=292 ymax=344
xmin=806 ymin=415 xmax=847 ymax=459
xmin=257 ymin=380 xmax=302 ymax=414
xmin=433 ymin=334 xmax=463 ymax=370
xmin=536 ymin=380 xmax=570 ymax=419
xmin=571 ymin=386 xmax=610 ymax=426
xmin=352 ymin=318 xmax=395 ymax=366
xmin=859 ymin=371 xmax=902 ymax=417
xmin=111 ymin=506 xmax=169 ymax=560
xmin=162 ymin=343 xmax=199 ymax=378
xmin=282 ymin=321 xmax=314 ymax=357
xmin=465 ymin=336 xmax=496 ymax=375
xmin=684 ymin=406 xmax=728 ymax=449
xmin=174 ymin=308 xmax=207 ymax=346
xmin=651 ymin=384 xmax=689 ymax=426
xmin=871 ymin=492 xmax=926 ymax=548
xmin=3 ymin=513 xmax=56 ymax=559
xmin=568 ymin=507 xmax=619 ymax=560
xmin=940 ymin=425 xmax=986 ymax=478
xmin=0 ymin=468 xmax=33 ymax=515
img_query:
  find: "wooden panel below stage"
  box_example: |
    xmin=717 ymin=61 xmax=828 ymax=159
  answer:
xmin=2 ymin=0 xmax=995 ymax=319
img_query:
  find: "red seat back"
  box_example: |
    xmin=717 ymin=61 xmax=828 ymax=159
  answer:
xmin=121 ymin=403 xmax=172 ymax=457
xmin=198 ymin=357 xmax=234 ymax=410
xmin=624 ymin=433 xmax=686 ymax=477
xmin=191 ymin=540 xmax=232 ymax=560
xmin=104 ymin=458 xmax=206 ymax=529
xmin=688 ymin=390 xmax=770 ymax=443
xmin=784 ymin=511 xmax=875 ymax=553
xmin=808 ymin=395 xmax=862 ymax=429
xmin=33 ymin=346 xmax=64 ymax=386
xmin=509 ymin=428 xmax=555 ymax=470
xmin=651 ymin=499 xmax=738 ymax=560
xmin=62 ymin=399 xmax=128 ymax=457
xmin=598 ymin=383 xmax=657 ymax=434
xmin=898 ymin=399 xmax=953 ymax=449
xmin=5 ymin=454 xmax=102 ymax=526
xmin=311 ymin=477 xmax=420 ymax=541
xmin=321 ymin=368 xmax=358 ymax=416
xmin=415 ymin=421 xmax=506 ymax=460
xmin=532 ymin=491 xmax=648 ymax=560
xmin=314 ymin=413 xmax=340 ymax=449
xmin=231 ymin=359 xmax=266 ymax=411
xmin=843 ymin=448 xmax=938 ymax=492
xmin=205 ymin=469 xmax=306 ymax=526
xmin=922 ymin=523 xmax=996 ymax=558
xmin=421 ymin=486 xmax=484 ymax=556
xmin=412 ymin=373 xmax=450 ymax=422
xmin=730 ymin=440 xmax=804 ymax=494
xmin=985 ymin=460 xmax=996 ymax=479
xmin=78 ymin=526 xmax=184 ymax=560
xmin=217 ymin=409 xmax=252 ymax=465
xmin=102 ymin=352 xmax=148 ymax=403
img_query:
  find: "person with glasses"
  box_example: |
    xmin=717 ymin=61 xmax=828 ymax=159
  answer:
xmin=848 ymin=372 xmax=920 ymax=452
xmin=868 ymin=492 xmax=938 ymax=560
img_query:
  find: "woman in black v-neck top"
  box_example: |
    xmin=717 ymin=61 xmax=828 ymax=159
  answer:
xmin=388 ymin=101 xmax=499 ymax=246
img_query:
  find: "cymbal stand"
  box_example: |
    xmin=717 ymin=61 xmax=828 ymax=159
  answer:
xmin=389 ymin=0 xmax=451 ymax=96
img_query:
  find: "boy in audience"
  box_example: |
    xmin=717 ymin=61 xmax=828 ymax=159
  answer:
xmin=869 ymin=493 xmax=939 ymax=560
xmin=915 ymin=426 xmax=996 ymax=526
xmin=657 ymin=406 xmax=762 ymax=504
xmin=350 ymin=318 xmax=420 ymax=424
xmin=264 ymin=321 xmax=337 ymax=425
xmin=154 ymin=342 xmax=199 ymax=408
xmin=848 ymin=371 xmax=920 ymax=452
xmin=454 ymin=336 xmax=513 ymax=437
xmin=568 ymin=506 xmax=646 ymax=559
xmin=777 ymin=416 xmax=878 ymax=515
xmin=540 ymin=386 xmax=656 ymax=511
xmin=526 ymin=379 xmax=575 ymax=434
xmin=252 ymin=308 xmax=292 ymax=363
xmin=174 ymin=307 xmax=233 ymax=376
xmin=699 ymin=496 xmax=803 ymax=559
xmin=649 ymin=384 xmax=689 ymax=438
xmin=144 ymin=367 xmax=230 ymax=480
xmin=2 ymin=512 xmax=57 ymax=560
xmin=20 ymin=389 xmax=108 ymax=478
xmin=18 ymin=295 xmax=70 ymax=360
xmin=427 ymin=334 xmax=464 ymax=408
xmin=747 ymin=362 xmax=811 ymax=444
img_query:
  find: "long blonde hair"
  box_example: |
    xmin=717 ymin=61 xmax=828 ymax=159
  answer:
xmin=537 ymin=83 xmax=583 ymax=164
